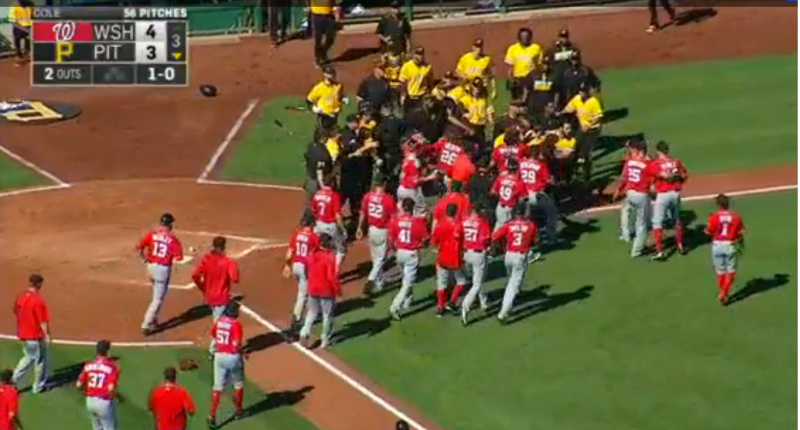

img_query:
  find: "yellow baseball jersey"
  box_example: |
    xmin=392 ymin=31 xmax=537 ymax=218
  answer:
xmin=456 ymin=53 xmax=493 ymax=81
xmin=447 ymin=85 xmax=466 ymax=102
xmin=310 ymin=1 xmax=335 ymax=15
xmin=459 ymin=94 xmax=493 ymax=126
xmin=504 ymin=43 xmax=543 ymax=78
xmin=325 ymin=137 xmax=341 ymax=161
xmin=9 ymin=6 xmax=33 ymax=28
xmin=493 ymin=133 xmax=505 ymax=148
xmin=307 ymin=81 xmax=343 ymax=115
xmin=557 ymin=137 xmax=577 ymax=149
xmin=399 ymin=61 xmax=432 ymax=98
xmin=566 ymin=95 xmax=603 ymax=130
xmin=383 ymin=54 xmax=403 ymax=89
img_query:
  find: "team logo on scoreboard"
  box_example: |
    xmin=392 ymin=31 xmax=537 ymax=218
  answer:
xmin=0 ymin=100 xmax=81 ymax=124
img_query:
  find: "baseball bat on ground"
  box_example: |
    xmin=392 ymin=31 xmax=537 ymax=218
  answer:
xmin=273 ymin=119 xmax=295 ymax=136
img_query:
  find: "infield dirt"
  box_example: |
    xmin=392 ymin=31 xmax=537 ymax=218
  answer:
xmin=0 ymin=6 xmax=796 ymax=430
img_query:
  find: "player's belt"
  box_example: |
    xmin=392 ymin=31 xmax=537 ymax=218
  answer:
xmin=466 ymin=248 xmax=485 ymax=253
xmin=713 ymin=240 xmax=734 ymax=244
xmin=148 ymin=261 xmax=171 ymax=267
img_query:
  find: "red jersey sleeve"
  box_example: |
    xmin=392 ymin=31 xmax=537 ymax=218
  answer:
xmin=677 ymin=159 xmax=688 ymax=180
xmin=191 ymin=258 xmax=206 ymax=288
xmin=490 ymin=176 xmax=501 ymax=194
xmin=433 ymin=200 xmax=445 ymax=222
xmin=183 ymin=388 xmax=196 ymax=414
xmin=515 ymin=177 xmax=526 ymax=198
xmin=384 ymin=195 xmax=397 ymax=218
xmin=232 ymin=320 xmax=243 ymax=349
xmin=78 ymin=368 xmax=88 ymax=386
xmin=492 ymin=223 xmax=509 ymax=243
xmin=172 ymin=236 xmax=184 ymax=261
xmin=35 ymin=299 xmax=49 ymax=324
xmin=148 ymin=387 xmax=158 ymax=411
xmin=229 ymin=259 xmax=240 ymax=284
xmin=704 ymin=213 xmax=717 ymax=236
xmin=8 ymin=388 xmax=17 ymax=417
xmin=209 ymin=320 xmax=218 ymax=337
xmin=136 ymin=233 xmax=152 ymax=251
xmin=331 ymin=191 xmax=342 ymax=215
xmin=327 ymin=253 xmax=341 ymax=295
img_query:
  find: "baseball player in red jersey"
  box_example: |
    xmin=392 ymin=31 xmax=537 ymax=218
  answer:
xmin=491 ymin=159 xmax=527 ymax=233
xmin=432 ymin=203 xmax=468 ymax=316
xmin=647 ymin=141 xmax=688 ymax=260
xmin=519 ymin=145 xmax=559 ymax=243
xmin=12 ymin=273 xmax=51 ymax=394
xmin=137 ymin=213 xmax=185 ymax=335
xmin=191 ymin=236 xmax=240 ymax=356
xmin=209 ymin=304 xmax=246 ymax=429
xmin=397 ymin=141 xmax=436 ymax=216
xmin=432 ymin=181 xmax=471 ymax=230
xmin=310 ymin=175 xmax=347 ymax=270
xmin=284 ymin=214 xmax=320 ymax=334
xmin=460 ymin=205 xmax=492 ymax=325
xmin=77 ymin=340 xmax=121 ymax=430
xmin=492 ymin=132 xmax=528 ymax=173
xmin=704 ymin=194 xmax=745 ymax=306
xmin=612 ymin=140 xmax=652 ymax=257
xmin=299 ymin=234 xmax=342 ymax=348
xmin=356 ymin=175 xmax=397 ymax=296
xmin=491 ymin=204 xmax=540 ymax=324
xmin=432 ymin=135 xmax=466 ymax=188
xmin=0 ymin=369 xmax=20 ymax=430
xmin=388 ymin=198 xmax=430 ymax=320
xmin=149 ymin=367 xmax=196 ymax=430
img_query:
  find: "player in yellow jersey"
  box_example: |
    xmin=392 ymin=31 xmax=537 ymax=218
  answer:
xmin=399 ymin=46 xmax=434 ymax=114
xmin=456 ymin=39 xmax=496 ymax=100
xmin=381 ymin=52 xmax=404 ymax=113
xmin=458 ymin=78 xmax=494 ymax=155
xmin=307 ymin=66 xmax=346 ymax=133
xmin=561 ymin=82 xmax=603 ymax=183
xmin=9 ymin=0 xmax=33 ymax=66
xmin=504 ymin=27 xmax=543 ymax=103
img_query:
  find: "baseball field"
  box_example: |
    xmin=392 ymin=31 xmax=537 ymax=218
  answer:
xmin=0 ymin=6 xmax=796 ymax=430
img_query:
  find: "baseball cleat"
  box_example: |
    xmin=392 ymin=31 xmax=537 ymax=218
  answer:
xmin=460 ymin=308 xmax=469 ymax=326
xmin=719 ymin=295 xmax=729 ymax=306
xmin=363 ymin=280 xmax=376 ymax=296
xmin=528 ymin=252 xmax=542 ymax=263
xmin=436 ymin=308 xmax=446 ymax=318
xmin=206 ymin=416 xmax=217 ymax=430
xmin=390 ymin=309 xmax=402 ymax=322
xmin=677 ymin=246 xmax=687 ymax=255
xmin=646 ymin=25 xmax=657 ymax=33
xmin=497 ymin=315 xmax=508 ymax=325
xmin=445 ymin=303 xmax=458 ymax=315
xmin=650 ymin=251 xmax=666 ymax=261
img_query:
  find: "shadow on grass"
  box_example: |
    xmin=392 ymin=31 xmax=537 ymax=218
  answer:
xmin=507 ymin=285 xmax=594 ymax=324
xmin=602 ymin=107 xmax=629 ymax=124
xmin=728 ymin=273 xmax=790 ymax=306
xmin=41 ymin=356 xmax=121 ymax=393
xmin=150 ymin=304 xmax=211 ymax=335
xmin=336 ymin=317 xmax=392 ymax=344
xmin=217 ymin=386 xmax=315 ymax=428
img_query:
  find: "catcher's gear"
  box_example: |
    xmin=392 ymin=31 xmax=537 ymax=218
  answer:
xmin=199 ymin=84 xmax=218 ymax=98
xmin=178 ymin=359 xmax=198 ymax=371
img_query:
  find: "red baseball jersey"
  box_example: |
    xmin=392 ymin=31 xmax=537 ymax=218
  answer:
xmin=360 ymin=191 xmax=397 ymax=229
xmin=191 ymin=251 xmax=239 ymax=307
xmin=493 ymin=144 xmax=527 ymax=172
xmin=307 ymin=249 xmax=341 ymax=297
xmin=492 ymin=218 xmax=539 ymax=253
xmin=79 ymin=356 xmax=120 ymax=400
xmin=705 ymin=210 xmax=745 ymax=242
xmin=14 ymin=289 xmax=49 ymax=341
xmin=0 ymin=384 xmax=18 ymax=430
xmin=434 ymin=138 xmax=464 ymax=176
xmin=461 ymin=212 xmax=491 ymax=252
xmin=433 ymin=192 xmax=471 ymax=223
xmin=647 ymin=157 xmax=687 ymax=193
xmin=310 ymin=186 xmax=342 ymax=223
xmin=389 ymin=214 xmax=430 ymax=250
xmin=288 ymin=227 xmax=320 ymax=266
xmin=399 ymin=153 xmax=422 ymax=189
xmin=618 ymin=158 xmax=651 ymax=193
xmin=210 ymin=316 xmax=244 ymax=355
xmin=432 ymin=217 xmax=464 ymax=269
xmin=137 ymin=228 xmax=184 ymax=266
xmin=149 ymin=382 xmax=196 ymax=430
xmin=519 ymin=157 xmax=550 ymax=193
xmin=491 ymin=171 xmax=527 ymax=207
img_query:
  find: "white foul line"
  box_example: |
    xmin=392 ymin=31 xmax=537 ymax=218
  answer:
xmin=0 ymin=333 xmax=194 ymax=347
xmin=0 ymin=183 xmax=70 ymax=198
xmin=182 ymin=230 xmax=277 ymax=244
xmin=238 ymin=305 xmax=430 ymax=430
xmin=580 ymin=184 xmax=798 ymax=216
xmin=0 ymin=144 xmax=70 ymax=187
xmin=198 ymin=178 xmax=304 ymax=192
xmin=197 ymin=99 xmax=260 ymax=181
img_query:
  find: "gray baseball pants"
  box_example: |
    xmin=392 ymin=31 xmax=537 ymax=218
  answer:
xmin=390 ymin=249 xmax=418 ymax=314
xmin=300 ymin=295 xmax=336 ymax=347
xmin=292 ymin=262 xmax=309 ymax=321
xmin=12 ymin=339 xmax=47 ymax=393
xmin=367 ymin=227 xmax=388 ymax=290
xmin=462 ymin=250 xmax=489 ymax=311
xmin=86 ymin=397 xmax=118 ymax=430
xmin=142 ymin=262 xmax=171 ymax=330
xmin=499 ymin=251 xmax=528 ymax=319
xmin=622 ymin=190 xmax=650 ymax=257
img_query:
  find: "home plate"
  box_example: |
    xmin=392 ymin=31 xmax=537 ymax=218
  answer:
xmin=175 ymin=255 xmax=194 ymax=265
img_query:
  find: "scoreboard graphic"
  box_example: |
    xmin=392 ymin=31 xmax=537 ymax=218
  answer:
xmin=31 ymin=7 xmax=189 ymax=87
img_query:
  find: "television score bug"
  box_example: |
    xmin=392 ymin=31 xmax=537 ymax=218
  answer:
xmin=31 ymin=7 xmax=189 ymax=87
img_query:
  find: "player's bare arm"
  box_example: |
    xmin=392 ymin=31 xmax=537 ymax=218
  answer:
xmin=282 ymin=247 xmax=293 ymax=278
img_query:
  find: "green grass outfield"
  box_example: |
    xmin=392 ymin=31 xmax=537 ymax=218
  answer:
xmin=221 ymin=54 xmax=797 ymax=185
xmin=330 ymin=191 xmax=797 ymax=430
xmin=0 ymin=152 xmax=50 ymax=192
xmin=0 ymin=342 xmax=318 ymax=430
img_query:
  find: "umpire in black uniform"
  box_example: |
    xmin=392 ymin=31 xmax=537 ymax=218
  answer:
xmin=339 ymin=114 xmax=373 ymax=224
xmin=547 ymin=29 xmax=580 ymax=80
xmin=376 ymin=0 xmax=411 ymax=55
xmin=303 ymin=133 xmax=334 ymax=201
xmin=556 ymin=51 xmax=601 ymax=109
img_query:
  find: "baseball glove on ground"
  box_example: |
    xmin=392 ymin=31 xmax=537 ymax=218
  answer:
xmin=178 ymin=359 xmax=198 ymax=371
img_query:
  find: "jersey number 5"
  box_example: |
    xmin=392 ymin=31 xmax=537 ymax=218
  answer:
xmin=216 ymin=329 xmax=230 ymax=345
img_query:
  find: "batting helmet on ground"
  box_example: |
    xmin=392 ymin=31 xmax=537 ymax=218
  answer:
xmin=200 ymin=84 xmax=218 ymax=97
